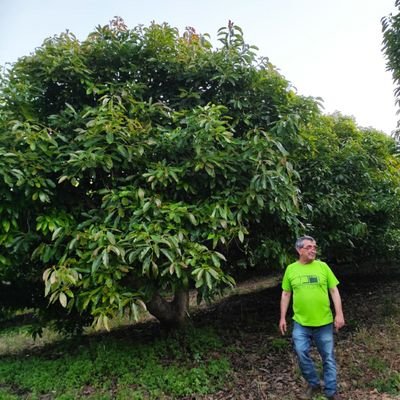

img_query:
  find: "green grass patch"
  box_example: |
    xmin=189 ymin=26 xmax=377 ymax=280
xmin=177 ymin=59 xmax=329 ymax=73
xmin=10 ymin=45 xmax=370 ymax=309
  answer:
xmin=0 ymin=388 xmax=19 ymax=400
xmin=0 ymin=326 xmax=230 ymax=399
xmin=370 ymin=371 xmax=400 ymax=395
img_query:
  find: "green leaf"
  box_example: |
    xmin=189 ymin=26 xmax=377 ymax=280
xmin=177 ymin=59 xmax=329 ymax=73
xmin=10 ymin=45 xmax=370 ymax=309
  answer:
xmin=59 ymin=292 xmax=68 ymax=308
xmin=106 ymin=132 xmax=114 ymax=144
xmin=92 ymin=256 xmax=102 ymax=273
xmin=142 ymin=202 xmax=151 ymax=213
xmin=211 ymin=253 xmax=220 ymax=267
xmin=160 ymin=248 xmax=174 ymax=263
xmin=107 ymin=231 xmax=116 ymax=245
xmin=102 ymin=251 xmax=109 ymax=267
xmin=51 ymin=227 xmax=63 ymax=241
xmin=2 ymin=220 xmax=10 ymax=233
xmin=138 ymin=188 xmax=145 ymax=200
xmin=188 ymin=213 xmax=198 ymax=225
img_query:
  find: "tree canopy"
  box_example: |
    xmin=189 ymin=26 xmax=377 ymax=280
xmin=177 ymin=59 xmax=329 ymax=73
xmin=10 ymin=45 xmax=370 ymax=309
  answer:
xmin=1 ymin=18 xmax=399 ymax=333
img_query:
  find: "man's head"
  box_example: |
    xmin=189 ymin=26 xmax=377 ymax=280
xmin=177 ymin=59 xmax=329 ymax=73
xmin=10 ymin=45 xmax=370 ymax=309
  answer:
xmin=295 ymin=235 xmax=317 ymax=264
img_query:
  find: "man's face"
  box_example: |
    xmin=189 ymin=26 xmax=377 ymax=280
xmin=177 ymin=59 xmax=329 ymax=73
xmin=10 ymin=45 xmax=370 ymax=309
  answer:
xmin=297 ymin=239 xmax=317 ymax=263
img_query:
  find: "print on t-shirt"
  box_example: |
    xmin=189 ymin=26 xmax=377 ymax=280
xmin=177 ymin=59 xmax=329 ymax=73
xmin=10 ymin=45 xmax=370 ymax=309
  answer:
xmin=301 ymin=275 xmax=320 ymax=285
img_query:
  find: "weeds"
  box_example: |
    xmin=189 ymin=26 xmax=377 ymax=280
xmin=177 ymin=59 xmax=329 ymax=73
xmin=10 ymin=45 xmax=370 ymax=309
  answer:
xmin=371 ymin=371 xmax=400 ymax=395
xmin=269 ymin=337 xmax=290 ymax=353
xmin=0 ymin=326 xmax=230 ymax=399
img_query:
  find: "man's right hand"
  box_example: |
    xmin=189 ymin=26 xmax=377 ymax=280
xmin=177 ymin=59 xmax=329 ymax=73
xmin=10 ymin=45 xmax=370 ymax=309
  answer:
xmin=279 ymin=318 xmax=287 ymax=335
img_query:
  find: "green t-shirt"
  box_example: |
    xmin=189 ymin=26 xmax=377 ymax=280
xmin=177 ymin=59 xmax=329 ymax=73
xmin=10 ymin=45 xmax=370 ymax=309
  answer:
xmin=281 ymin=259 xmax=339 ymax=327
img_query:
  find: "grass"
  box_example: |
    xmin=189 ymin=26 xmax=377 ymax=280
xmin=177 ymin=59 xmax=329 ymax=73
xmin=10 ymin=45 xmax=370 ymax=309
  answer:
xmin=338 ymin=317 xmax=400 ymax=396
xmin=0 ymin=325 xmax=230 ymax=399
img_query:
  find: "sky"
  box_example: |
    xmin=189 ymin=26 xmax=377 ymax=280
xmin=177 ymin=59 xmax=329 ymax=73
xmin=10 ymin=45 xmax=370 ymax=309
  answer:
xmin=1 ymin=0 xmax=399 ymax=135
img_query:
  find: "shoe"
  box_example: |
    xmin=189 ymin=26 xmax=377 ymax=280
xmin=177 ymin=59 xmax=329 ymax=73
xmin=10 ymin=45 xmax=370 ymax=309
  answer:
xmin=298 ymin=384 xmax=321 ymax=399
xmin=326 ymin=394 xmax=342 ymax=400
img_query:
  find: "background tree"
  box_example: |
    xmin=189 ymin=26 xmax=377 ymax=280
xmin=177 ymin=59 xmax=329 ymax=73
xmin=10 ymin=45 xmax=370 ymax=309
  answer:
xmin=294 ymin=112 xmax=400 ymax=264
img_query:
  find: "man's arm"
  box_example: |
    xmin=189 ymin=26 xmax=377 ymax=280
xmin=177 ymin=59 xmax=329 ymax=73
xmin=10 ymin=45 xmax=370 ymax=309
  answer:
xmin=329 ymin=286 xmax=345 ymax=332
xmin=279 ymin=290 xmax=292 ymax=335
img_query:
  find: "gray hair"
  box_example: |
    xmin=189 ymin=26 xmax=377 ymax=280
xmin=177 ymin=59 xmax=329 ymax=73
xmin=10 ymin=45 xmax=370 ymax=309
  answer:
xmin=295 ymin=235 xmax=316 ymax=250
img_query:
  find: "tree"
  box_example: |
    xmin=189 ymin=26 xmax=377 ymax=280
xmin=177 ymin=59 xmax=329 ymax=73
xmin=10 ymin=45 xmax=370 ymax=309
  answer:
xmin=0 ymin=20 xmax=314 ymax=332
xmin=294 ymin=112 xmax=400 ymax=264
xmin=382 ymin=1 xmax=400 ymax=135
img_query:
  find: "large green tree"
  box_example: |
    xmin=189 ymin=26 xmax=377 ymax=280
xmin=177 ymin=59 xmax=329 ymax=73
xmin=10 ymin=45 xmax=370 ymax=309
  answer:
xmin=0 ymin=20 xmax=314 ymax=331
xmin=2 ymin=18 xmax=399 ymax=334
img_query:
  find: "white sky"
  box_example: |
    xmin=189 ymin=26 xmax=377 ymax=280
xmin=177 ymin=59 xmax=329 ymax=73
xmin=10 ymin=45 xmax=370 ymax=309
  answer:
xmin=0 ymin=0 xmax=398 ymax=135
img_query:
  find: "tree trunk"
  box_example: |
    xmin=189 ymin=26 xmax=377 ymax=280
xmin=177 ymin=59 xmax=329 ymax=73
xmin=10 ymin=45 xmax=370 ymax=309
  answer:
xmin=146 ymin=289 xmax=190 ymax=329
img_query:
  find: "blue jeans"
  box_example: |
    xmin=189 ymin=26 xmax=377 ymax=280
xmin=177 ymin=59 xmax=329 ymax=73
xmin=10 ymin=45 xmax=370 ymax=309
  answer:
xmin=292 ymin=321 xmax=337 ymax=397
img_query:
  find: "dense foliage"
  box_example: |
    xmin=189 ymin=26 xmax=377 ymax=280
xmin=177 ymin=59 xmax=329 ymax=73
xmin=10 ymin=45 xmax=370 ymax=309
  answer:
xmin=295 ymin=113 xmax=400 ymax=263
xmin=1 ymin=18 xmax=399 ymax=332
xmin=382 ymin=0 xmax=400 ymax=135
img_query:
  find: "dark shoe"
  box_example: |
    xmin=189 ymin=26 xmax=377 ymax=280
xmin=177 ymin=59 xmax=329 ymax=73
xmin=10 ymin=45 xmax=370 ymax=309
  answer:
xmin=298 ymin=385 xmax=321 ymax=399
xmin=326 ymin=394 xmax=342 ymax=400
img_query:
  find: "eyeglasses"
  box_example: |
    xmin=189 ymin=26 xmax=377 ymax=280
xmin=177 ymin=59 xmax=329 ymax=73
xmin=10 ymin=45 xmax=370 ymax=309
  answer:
xmin=302 ymin=245 xmax=317 ymax=250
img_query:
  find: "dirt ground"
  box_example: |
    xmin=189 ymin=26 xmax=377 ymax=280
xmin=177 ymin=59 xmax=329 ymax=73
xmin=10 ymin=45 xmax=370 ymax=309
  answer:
xmin=182 ymin=272 xmax=400 ymax=400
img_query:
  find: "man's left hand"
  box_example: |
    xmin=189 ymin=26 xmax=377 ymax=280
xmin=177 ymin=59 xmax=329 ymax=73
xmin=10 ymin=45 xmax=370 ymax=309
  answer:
xmin=334 ymin=315 xmax=345 ymax=332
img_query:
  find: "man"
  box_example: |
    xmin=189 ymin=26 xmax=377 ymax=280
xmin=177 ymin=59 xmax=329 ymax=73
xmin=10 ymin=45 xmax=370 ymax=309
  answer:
xmin=279 ymin=236 xmax=345 ymax=400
